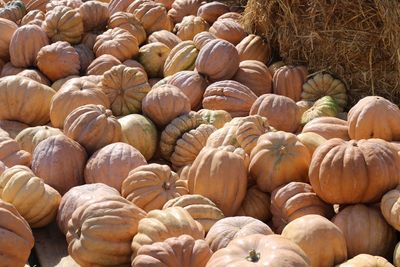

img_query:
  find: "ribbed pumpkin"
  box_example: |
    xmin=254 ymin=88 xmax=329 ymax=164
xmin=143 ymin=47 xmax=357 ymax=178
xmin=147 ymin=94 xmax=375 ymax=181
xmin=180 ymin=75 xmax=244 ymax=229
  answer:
xmin=309 ymin=138 xmax=400 ymax=204
xmin=197 ymin=1 xmax=229 ymax=24
xmin=250 ymin=94 xmax=300 ymax=133
xmin=74 ymin=44 xmax=94 ymax=75
xmin=25 ymin=0 xmax=47 ymax=12
xmin=195 ymin=39 xmax=239 ymax=82
xmin=128 ymin=1 xmax=172 ymax=34
xmin=67 ymin=198 xmax=146 ymax=267
xmin=0 ymin=165 xmax=61 ymax=228
xmin=51 ymin=75 xmax=79 ymax=92
xmin=9 ymin=24 xmax=49 ymax=68
xmin=79 ymin=1 xmax=108 ymax=32
xmin=236 ymin=185 xmax=271 ymax=222
xmin=86 ymin=54 xmax=121 ymax=76
xmin=233 ymin=60 xmax=273 ymax=96
xmin=297 ymin=132 xmax=327 ymax=156
xmin=99 ymin=65 xmax=151 ymax=116
xmin=0 ymin=136 xmax=31 ymax=168
xmin=142 ymin=84 xmax=191 ymax=128
xmin=131 ymin=207 xmax=205 ymax=257
xmin=193 ymin=31 xmax=215 ymax=50
xmin=147 ymin=30 xmax=182 ymax=49
xmin=272 ymin=65 xmax=308 ymax=102
xmin=15 ymin=126 xmax=62 ymax=154
xmin=206 ymin=217 xmax=274 ymax=252
xmin=301 ymin=96 xmax=339 ymax=125
xmin=50 ymin=77 xmax=110 ymax=128
xmin=381 ymin=186 xmax=400 ymax=231
xmin=63 ymin=104 xmax=121 ymax=153
xmin=302 ymin=117 xmax=349 ymax=140
xmin=37 ymin=41 xmax=81 ymax=82
xmin=0 ymin=76 xmax=55 ymax=126
xmin=338 ymin=254 xmax=394 ymax=267
xmin=164 ymin=40 xmax=199 ymax=77
xmin=108 ymin=12 xmax=146 ymax=45
xmin=45 ymin=0 xmax=83 ymax=11
xmin=197 ymin=109 xmax=232 ymax=129
xmin=348 ymin=96 xmax=400 ymax=141
xmin=0 ymin=0 xmax=26 ymax=22
xmin=209 ymin=18 xmax=246 ymax=45
xmin=107 ymin=0 xmax=134 ymax=15
xmin=0 ymin=199 xmax=34 ymax=267
xmin=132 ymin=235 xmax=212 ymax=267
xmin=394 ymin=243 xmax=400 ymax=267
xmin=250 ymin=131 xmax=311 ymax=193
xmin=137 ymin=42 xmax=171 ymax=78
xmin=236 ymin=115 xmax=271 ymax=155
xmin=174 ymin=15 xmax=209 ymax=41
xmin=31 ymin=134 xmax=87 ymax=195
xmin=236 ymin=34 xmax=272 ymax=64
xmin=203 ymin=80 xmax=257 ymax=118
xmin=0 ymin=62 xmax=24 ymax=77
xmin=16 ymin=69 xmax=50 ymax=86
xmin=0 ymin=18 xmax=17 ymax=61
xmin=333 ymin=205 xmax=397 ymax=258
xmin=43 ymin=6 xmax=83 ymax=44
xmin=187 ymin=146 xmax=247 ymax=216
xmin=0 ymin=120 xmax=28 ymax=139
xmin=168 ymin=0 xmax=203 ymax=23
xmin=94 ymin=28 xmax=139 ymax=62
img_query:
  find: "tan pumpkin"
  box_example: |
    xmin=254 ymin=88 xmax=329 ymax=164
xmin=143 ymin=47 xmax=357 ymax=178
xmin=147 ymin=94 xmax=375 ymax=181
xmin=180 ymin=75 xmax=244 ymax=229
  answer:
xmin=154 ymin=0 xmax=174 ymax=9
xmin=394 ymin=243 xmax=400 ymax=267
xmin=250 ymin=94 xmax=300 ymax=133
xmin=131 ymin=207 xmax=205 ymax=257
xmin=187 ymin=146 xmax=247 ymax=216
xmin=142 ymin=84 xmax=191 ymax=128
xmin=168 ymin=0 xmax=203 ymax=23
xmin=233 ymin=60 xmax=273 ymax=96
xmin=37 ymin=41 xmax=80 ymax=82
xmin=51 ymin=75 xmax=79 ymax=92
xmin=15 ymin=126 xmax=62 ymax=154
xmin=108 ymin=12 xmax=146 ymax=45
xmin=205 ymin=216 xmax=274 ymax=252
xmin=50 ymin=77 xmax=110 ymax=128
xmin=302 ymin=116 xmax=349 ymax=140
xmin=174 ymin=15 xmax=209 ymax=41
xmin=218 ymin=11 xmax=242 ymax=22
xmin=164 ymin=40 xmax=199 ymax=77
xmin=79 ymin=1 xmax=108 ymax=32
xmin=16 ymin=69 xmax=50 ymax=86
xmin=57 ymin=183 xmax=119 ymax=235
xmin=137 ymin=42 xmax=171 ymax=78
xmin=338 ymin=254 xmax=394 ymax=267
xmin=0 ymin=76 xmax=55 ymax=126
xmin=0 ymin=199 xmax=34 ymax=267
xmin=132 ymin=234 xmax=212 ymax=267
xmin=93 ymin=27 xmax=139 ymax=62
xmin=26 ymin=0 xmax=47 ymax=12
xmin=86 ymin=54 xmax=121 ymax=76
xmin=43 ymin=6 xmax=83 ymax=44
xmin=128 ymin=1 xmax=172 ymax=34
xmin=0 ymin=0 xmax=26 ymax=23
xmin=31 ymin=134 xmax=87 ymax=195
xmin=273 ymin=65 xmax=308 ymax=102
xmin=203 ymin=80 xmax=257 ymax=118
xmin=0 ymin=18 xmax=17 ymax=61
xmin=193 ymin=31 xmax=215 ymax=50
xmin=21 ymin=10 xmax=44 ymax=25
xmin=197 ymin=1 xmax=229 ymax=24
xmin=0 ymin=120 xmax=29 ymax=139
xmin=282 ymin=215 xmax=347 ymax=267
xmin=348 ymin=96 xmax=400 ymax=141
xmin=147 ymin=30 xmax=181 ymax=49
xmin=209 ymin=18 xmax=247 ymax=45
xmin=0 ymin=165 xmax=61 ymax=228
xmin=333 ymin=204 xmax=397 ymax=258
xmin=236 ymin=185 xmax=271 ymax=222
xmin=81 ymin=32 xmax=98 ymax=51
xmin=309 ymin=138 xmax=400 ymax=204
xmin=67 ymin=198 xmax=146 ymax=267
xmin=0 ymin=62 xmax=24 ymax=78
xmin=107 ymin=0 xmax=134 ymax=15
xmin=45 ymin=0 xmax=83 ymax=11
xmin=195 ymin=39 xmax=239 ymax=82
xmin=297 ymin=132 xmax=327 ymax=156
xmin=0 ymin=136 xmax=31 ymax=168
xmin=9 ymin=24 xmax=48 ymax=68
xmin=73 ymin=44 xmax=94 ymax=75
xmin=380 ymin=186 xmax=400 ymax=231
xmin=197 ymin=109 xmax=232 ymax=129
xmin=236 ymin=34 xmax=272 ymax=64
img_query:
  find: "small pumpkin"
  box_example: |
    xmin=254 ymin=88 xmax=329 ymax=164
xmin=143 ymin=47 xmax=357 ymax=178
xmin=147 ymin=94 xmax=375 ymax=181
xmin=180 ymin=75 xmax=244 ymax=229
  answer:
xmin=301 ymin=96 xmax=339 ymax=126
xmin=147 ymin=30 xmax=181 ymax=49
xmin=15 ymin=126 xmax=62 ymax=154
xmin=79 ymin=1 xmax=108 ymax=32
xmin=236 ymin=185 xmax=271 ymax=222
xmin=197 ymin=1 xmax=229 ymax=24
xmin=0 ymin=136 xmax=31 ymax=168
xmin=108 ymin=11 xmax=146 ymax=45
xmin=233 ymin=60 xmax=273 ymax=96
xmin=128 ymin=1 xmax=172 ymax=34
xmin=273 ymin=65 xmax=308 ymax=102
xmin=163 ymin=40 xmax=198 ymax=77
xmin=86 ymin=54 xmax=121 ymax=76
xmin=137 ymin=42 xmax=171 ymax=78
xmin=168 ymin=0 xmax=203 ymax=24
xmin=174 ymin=15 xmax=209 ymax=41
xmin=301 ymin=116 xmax=349 ymax=140
xmin=197 ymin=109 xmax=232 ymax=129
xmin=236 ymin=34 xmax=272 ymax=64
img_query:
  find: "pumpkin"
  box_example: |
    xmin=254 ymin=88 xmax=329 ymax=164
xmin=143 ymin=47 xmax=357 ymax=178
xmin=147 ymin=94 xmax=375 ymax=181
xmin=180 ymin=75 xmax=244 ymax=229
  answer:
xmin=333 ymin=204 xmax=397 ymax=258
xmin=193 ymin=31 xmax=215 ymax=50
xmin=348 ymin=96 xmax=400 ymax=141
xmin=51 ymin=75 xmax=79 ymax=92
xmin=0 ymin=76 xmax=55 ymax=126
xmin=297 ymin=132 xmax=327 ymax=155
xmin=309 ymin=138 xmax=400 ymax=204
xmin=142 ymin=84 xmax=191 ymax=128
xmin=301 ymin=117 xmax=349 ymax=140
xmin=16 ymin=69 xmax=50 ymax=86
xmin=31 ymin=134 xmax=87 ymax=195
xmin=168 ymin=0 xmax=202 ymax=24
xmin=94 ymin=27 xmax=139 ymax=62
xmin=296 ymin=100 xmax=315 ymax=116
xmin=0 ymin=18 xmax=17 ymax=61
xmin=45 ymin=0 xmax=83 ymax=11
xmin=236 ymin=34 xmax=272 ymax=64
xmin=128 ymin=1 xmax=172 ymax=34
xmin=79 ymin=1 xmax=108 ymax=32
xmin=0 ymin=199 xmax=34 ymax=267
xmin=250 ymin=94 xmax=300 ymax=133
xmin=164 ymin=40 xmax=199 ymax=77
xmin=0 ymin=165 xmax=61 ymax=228
xmin=207 ymin=234 xmax=310 ymax=267
xmin=26 ymin=0 xmax=46 ymax=12
xmin=86 ymin=54 xmax=121 ymax=76
xmin=107 ymin=0 xmax=134 ymax=15
xmin=380 ymin=186 xmax=400 ymax=231
xmin=235 ymin=115 xmax=271 ymax=154
xmin=0 ymin=62 xmax=23 ymax=78
xmin=57 ymin=183 xmax=119 ymax=235
xmin=197 ymin=109 xmax=232 ymax=129
xmin=137 ymin=42 xmax=171 ymax=78
xmin=73 ymin=44 xmax=94 ymax=75
xmin=148 ymin=30 xmax=181 ymax=49
xmin=50 ymin=77 xmax=110 ymax=128
xmin=0 ymin=128 xmax=7 ymax=138
xmin=43 ymin=6 xmax=83 ymax=44
xmin=0 ymin=120 xmax=28 ymax=139
xmin=37 ymin=41 xmax=80 ymax=82
xmin=272 ymin=65 xmax=308 ymax=102
xmin=282 ymin=215 xmax=347 ymax=267
xmin=81 ymin=32 xmax=98 ymax=51
xmin=203 ymin=80 xmax=257 ymax=118
xmin=250 ymin=131 xmax=311 ymax=193
xmin=301 ymin=96 xmax=339 ymax=126
xmin=63 ymin=104 xmax=122 ymax=153
xmin=131 ymin=207 xmax=205 ymax=257
xmin=154 ymin=0 xmax=174 ymax=9
xmin=67 ymin=198 xmax=146 ymax=267
xmin=236 ymin=185 xmax=271 ymax=222
xmin=233 ymin=60 xmax=273 ymax=96
xmin=21 ymin=9 xmax=44 ymax=25
xmin=301 ymin=72 xmax=347 ymax=111
xmin=394 ymin=243 xmax=400 ymax=267
xmin=218 ymin=11 xmax=242 ymax=22
xmin=0 ymin=136 xmax=31 ymax=168
xmin=195 ymin=39 xmax=239 ymax=82
xmin=338 ymin=254 xmax=394 ymax=267
xmin=209 ymin=18 xmax=247 ymax=46
xmin=187 ymin=146 xmax=247 ymax=216
xmin=174 ymin=15 xmax=209 ymax=41
xmin=197 ymin=1 xmax=229 ymax=24
xmin=108 ymin=11 xmax=146 ymax=45
xmin=132 ymin=234 xmax=212 ymax=267
xmin=269 ymin=61 xmax=286 ymax=75
xmin=0 ymin=0 xmax=26 ymax=22
xmin=15 ymin=126 xmax=62 ymax=154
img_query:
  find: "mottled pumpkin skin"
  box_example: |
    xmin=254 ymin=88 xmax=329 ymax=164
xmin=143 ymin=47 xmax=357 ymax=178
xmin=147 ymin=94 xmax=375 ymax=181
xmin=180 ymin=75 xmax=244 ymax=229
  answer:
xmin=273 ymin=65 xmax=308 ymax=102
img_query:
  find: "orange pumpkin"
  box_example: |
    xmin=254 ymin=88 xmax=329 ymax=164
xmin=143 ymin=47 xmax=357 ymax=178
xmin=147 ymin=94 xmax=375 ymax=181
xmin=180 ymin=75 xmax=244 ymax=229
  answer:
xmin=233 ymin=60 xmax=273 ymax=96
xmin=86 ymin=54 xmax=121 ymax=76
xmin=301 ymin=116 xmax=349 ymax=140
xmin=197 ymin=1 xmax=229 ymax=24
xmin=128 ymin=1 xmax=172 ymax=34
xmin=272 ymin=65 xmax=308 ymax=102
xmin=236 ymin=185 xmax=271 ymax=222
xmin=0 ymin=136 xmax=31 ymax=168
xmin=236 ymin=34 xmax=272 ymax=64
xmin=168 ymin=0 xmax=203 ymax=24
xmin=79 ymin=1 xmax=108 ymax=32
xmin=108 ymin=12 xmax=146 ymax=45
xmin=108 ymin=0 xmax=134 ymax=15
xmin=209 ymin=18 xmax=247 ymax=45
xmin=147 ymin=29 xmax=182 ymax=49
xmin=174 ymin=15 xmax=209 ymax=41
xmin=0 ymin=18 xmax=17 ymax=61
xmin=16 ymin=69 xmax=51 ymax=86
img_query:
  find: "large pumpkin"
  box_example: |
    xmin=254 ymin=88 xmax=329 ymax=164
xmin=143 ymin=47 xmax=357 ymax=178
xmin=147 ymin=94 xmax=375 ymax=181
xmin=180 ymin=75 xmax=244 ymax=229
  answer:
xmin=197 ymin=1 xmax=229 ymax=24
xmin=272 ymin=65 xmax=308 ymax=102
xmin=107 ymin=0 xmax=133 ymax=15
xmin=174 ymin=15 xmax=209 ymax=41
xmin=20 ymin=9 xmax=45 ymax=26
xmin=0 ymin=0 xmax=26 ymax=23
xmin=147 ymin=29 xmax=181 ymax=49
xmin=209 ymin=18 xmax=247 ymax=45
xmin=193 ymin=31 xmax=215 ymax=50
xmin=16 ymin=69 xmax=50 ymax=86
xmin=15 ymin=126 xmax=62 ymax=154
xmin=309 ymin=138 xmax=400 ymax=204
xmin=86 ymin=54 xmax=121 ymax=76
xmin=381 ymin=186 xmax=400 ymax=231
xmin=236 ymin=185 xmax=271 ymax=222
xmin=108 ymin=12 xmax=146 ymax=45
xmin=128 ymin=1 xmax=172 ymax=34
xmin=137 ymin=42 xmax=171 ymax=78
xmin=168 ymin=0 xmax=203 ymax=24
xmin=0 ymin=18 xmax=17 ymax=61
xmin=236 ymin=34 xmax=272 ymax=64
xmin=163 ymin=40 xmax=199 ymax=77
xmin=301 ymin=117 xmax=349 ymax=140
xmin=79 ymin=1 xmax=108 ymax=32
xmin=338 ymin=254 xmax=394 ymax=267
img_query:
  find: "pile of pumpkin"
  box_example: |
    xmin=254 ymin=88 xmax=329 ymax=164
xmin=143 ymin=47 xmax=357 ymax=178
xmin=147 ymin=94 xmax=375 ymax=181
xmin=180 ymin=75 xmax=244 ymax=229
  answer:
xmin=1 ymin=0 xmax=400 ymax=266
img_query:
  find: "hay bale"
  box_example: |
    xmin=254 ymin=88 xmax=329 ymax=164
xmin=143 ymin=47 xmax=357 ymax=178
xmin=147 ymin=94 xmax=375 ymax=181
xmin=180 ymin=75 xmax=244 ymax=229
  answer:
xmin=242 ymin=0 xmax=400 ymax=107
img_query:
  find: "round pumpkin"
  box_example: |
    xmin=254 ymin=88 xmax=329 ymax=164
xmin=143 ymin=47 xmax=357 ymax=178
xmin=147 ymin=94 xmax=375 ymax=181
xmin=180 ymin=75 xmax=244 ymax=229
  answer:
xmin=107 ymin=0 xmax=134 ymax=15
xmin=108 ymin=11 xmax=146 ymax=45
xmin=301 ymin=96 xmax=339 ymax=126
xmin=273 ymin=65 xmax=308 ymax=102
xmin=86 ymin=54 xmax=121 ymax=76
xmin=380 ymin=186 xmax=400 ymax=231
xmin=297 ymin=132 xmax=327 ymax=156
xmin=0 ymin=18 xmax=17 ymax=61
xmin=209 ymin=18 xmax=246 ymax=45
xmin=301 ymin=116 xmax=349 ymax=140
xmin=338 ymin=254 xmax=394 ymax=267
xmin=0 ymin=165 xmax=61 ymax=228
xmin=79 ymin=1 xmax=108 ymax=32
xmin=193 ymin=31 xmax=215 ymax=50
xmin=174 ymin=15 xmax=209 ymax=41
xmin=0 ymin=0 xmax=26 ymax=23
xmin=15 ymin=126 xmax=62 ymax=154
xmin=168 ymin=0 xmax=203 ymax=24
xmin=197 ymin=109 xmax=232 ymax=129
xmin=236 ymin=185 xmax=271 ymax=222
xmin=26 ymin=0 xmax=47 ymax=12
xmin=197 ymin=1 xmax=229 ymax=24
xmin=137 ymin=42 xmax=171 ymax=78
xmin=233 ymin=60 xmax=273 ymax=96
xmin=235 ymin=115 xmax=271 ymax=155
xmin=236 ymin=34 xmax=272 ymax=64
xmin=73 ymin=44 xmax=94 ymax=75
xmin=16 ymin=69 xmax=51 ymax=86
xmin=45 ymin=0 xmax=82 ymax=11
xmin=128 ymin=1 xmax=172 ymax=34
xmin=163 ymin=40 xmax=199 ymax=77
xmin=147 ymin=29 xmax=181 ymax=49
xmin=0 ymin=136 xmax=31 ymax=168
xmin=0 ymin=62 xmax=24 ymax=78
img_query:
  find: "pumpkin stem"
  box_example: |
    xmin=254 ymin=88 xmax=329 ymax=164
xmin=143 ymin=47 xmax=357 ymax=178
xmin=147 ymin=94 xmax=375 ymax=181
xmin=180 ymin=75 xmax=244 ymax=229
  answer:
xmin=162 ymin=181 xmax=170 ymax=190
xmin=245 ymin=249 xmax=260 ymax=263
